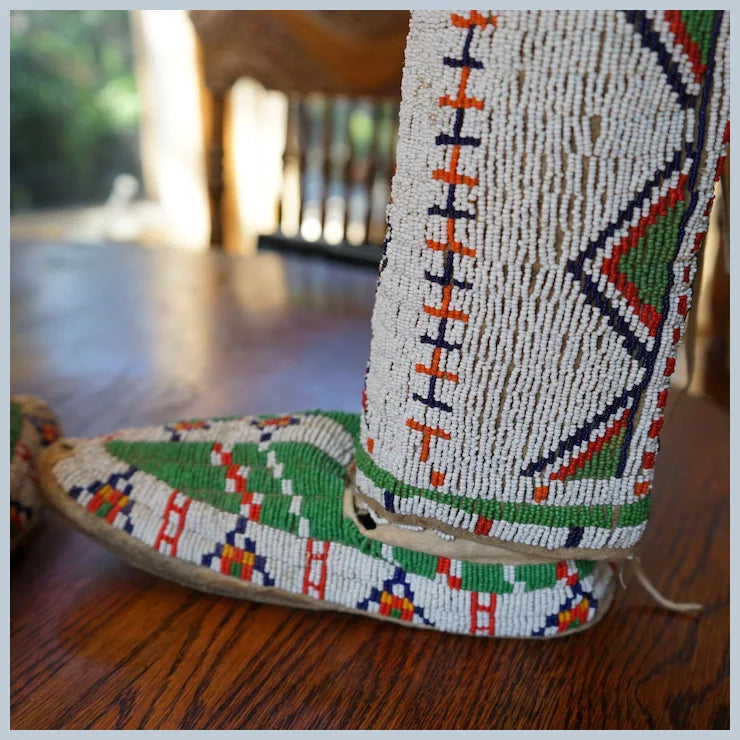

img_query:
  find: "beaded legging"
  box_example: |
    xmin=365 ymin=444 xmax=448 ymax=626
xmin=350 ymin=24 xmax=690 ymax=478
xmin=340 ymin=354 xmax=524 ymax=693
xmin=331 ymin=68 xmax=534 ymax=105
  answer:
xmin=357 ymin=9 xmax=730 ymax=557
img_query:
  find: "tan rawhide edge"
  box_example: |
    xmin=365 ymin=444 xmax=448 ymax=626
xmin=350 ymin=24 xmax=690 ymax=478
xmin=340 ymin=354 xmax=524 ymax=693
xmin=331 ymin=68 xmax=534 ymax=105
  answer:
xmin=351 ymin=483 xmax=637 ymax=563
xmin=345 ymin=485 xmax=566 ymax=566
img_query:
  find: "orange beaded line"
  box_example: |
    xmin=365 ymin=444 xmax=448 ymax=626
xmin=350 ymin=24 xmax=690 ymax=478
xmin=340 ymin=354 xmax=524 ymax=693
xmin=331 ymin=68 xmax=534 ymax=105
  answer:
xmin=406 ymin=11 xmax=495 ymax=489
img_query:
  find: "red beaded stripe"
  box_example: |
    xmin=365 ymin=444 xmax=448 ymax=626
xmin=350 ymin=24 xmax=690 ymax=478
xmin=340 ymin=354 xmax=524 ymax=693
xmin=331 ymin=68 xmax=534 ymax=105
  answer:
xmin=470 ymin=591 xmax=496 ymax=636
xmin=664 ymin=10 xmax=707 ymax=83
xmin=154 ymin=489 xmax=190 ymax=556
xmin=302 ymin=539 xmax=329 ymax=600
xmin=548 ymin=409 xmax=631 ymax=483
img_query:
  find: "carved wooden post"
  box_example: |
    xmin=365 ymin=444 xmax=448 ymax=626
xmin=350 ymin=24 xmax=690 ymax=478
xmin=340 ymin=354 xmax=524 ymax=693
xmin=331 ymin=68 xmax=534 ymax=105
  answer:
xmin=207 ymin=93 xmax=225 ymax=247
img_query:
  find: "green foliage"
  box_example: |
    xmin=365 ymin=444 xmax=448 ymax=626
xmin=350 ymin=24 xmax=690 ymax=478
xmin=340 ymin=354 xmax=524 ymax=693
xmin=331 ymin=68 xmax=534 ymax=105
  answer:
xmin=10 ymin=10 xmax=141 ymax=210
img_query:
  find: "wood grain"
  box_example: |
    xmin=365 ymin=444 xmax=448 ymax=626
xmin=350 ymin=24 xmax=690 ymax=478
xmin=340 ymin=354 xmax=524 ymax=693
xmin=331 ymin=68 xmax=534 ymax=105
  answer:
xmin=190 ymin=11 xmax=409 ymax=96
xmin=10 ymin=242 xmax=729 ymax=729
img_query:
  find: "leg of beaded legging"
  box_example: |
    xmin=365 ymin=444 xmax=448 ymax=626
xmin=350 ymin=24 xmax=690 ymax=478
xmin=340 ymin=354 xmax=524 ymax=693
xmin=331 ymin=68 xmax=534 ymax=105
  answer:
xmin=356 ymin=10 xmax=730 ymax=557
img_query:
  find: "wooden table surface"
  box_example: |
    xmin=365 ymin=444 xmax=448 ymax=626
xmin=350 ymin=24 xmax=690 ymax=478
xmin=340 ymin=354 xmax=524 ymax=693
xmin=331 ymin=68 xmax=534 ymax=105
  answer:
xmin=10 ymin=242 xmax=729 ymax=730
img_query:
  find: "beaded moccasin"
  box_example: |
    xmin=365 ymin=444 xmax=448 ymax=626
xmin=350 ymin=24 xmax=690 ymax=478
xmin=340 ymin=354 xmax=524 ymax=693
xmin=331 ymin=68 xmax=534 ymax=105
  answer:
xmin=11 ymin=395 xmax=61 ymax=550
xmin=40 ymin=411 xmax=614 ymax=638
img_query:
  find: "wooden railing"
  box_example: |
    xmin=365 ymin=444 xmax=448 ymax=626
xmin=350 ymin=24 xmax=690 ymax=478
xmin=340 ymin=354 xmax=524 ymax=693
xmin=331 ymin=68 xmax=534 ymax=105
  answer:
xmin=189 ymin=10 xmax=409 ymax=258
xmin=259 ymin=94 xmax=398 ymax=263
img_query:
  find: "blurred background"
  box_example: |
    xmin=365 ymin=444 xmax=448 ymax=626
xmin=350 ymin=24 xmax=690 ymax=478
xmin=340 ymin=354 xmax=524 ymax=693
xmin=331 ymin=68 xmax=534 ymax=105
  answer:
xmin=9 ymin=9 xmax=729 ymax=407
xmin=10 ymin=9 xmax=406 ymax=260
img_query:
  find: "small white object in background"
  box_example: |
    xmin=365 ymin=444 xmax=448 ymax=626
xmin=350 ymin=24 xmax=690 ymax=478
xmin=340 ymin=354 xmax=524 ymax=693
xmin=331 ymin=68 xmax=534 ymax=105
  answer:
xmin=104 ymin=173 xmax=141 ymax=243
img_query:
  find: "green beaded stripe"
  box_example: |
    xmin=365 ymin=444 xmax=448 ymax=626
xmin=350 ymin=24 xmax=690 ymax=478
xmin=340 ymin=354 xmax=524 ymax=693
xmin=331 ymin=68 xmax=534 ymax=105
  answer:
xmin=681 ymin=10 xmax=717 ymax=66
xmin=355 ymin=444 xmax=651 ymax=529
xmin=107 ymin=437 xmax=383 ymax=554
xmin=106 ymin=439 xmax=348 ymax=515
xmin=618 ymin=200 xmax=685 ymax=311
xmin=10 ymin=402 xmax=22 ymax=461
xmin=572 ymin=427 xmax=625 ymax=480
xmin=103 ymin=424 xmax=598 ymax=594
xmin=388 ymin=545 xmax=596 ymax=593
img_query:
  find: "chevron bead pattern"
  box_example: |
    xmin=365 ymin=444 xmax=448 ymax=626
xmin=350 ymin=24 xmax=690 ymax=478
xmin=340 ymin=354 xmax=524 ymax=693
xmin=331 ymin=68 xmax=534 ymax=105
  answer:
xmin=357 ymin=10 xmax=730 ymax=553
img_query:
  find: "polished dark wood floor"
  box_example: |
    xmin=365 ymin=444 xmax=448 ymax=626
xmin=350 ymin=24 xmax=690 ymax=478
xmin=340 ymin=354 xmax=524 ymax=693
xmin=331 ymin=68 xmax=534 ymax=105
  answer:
xmin=10 ymin=242 xmax=729 ymax=729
